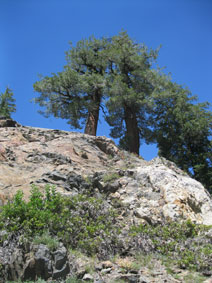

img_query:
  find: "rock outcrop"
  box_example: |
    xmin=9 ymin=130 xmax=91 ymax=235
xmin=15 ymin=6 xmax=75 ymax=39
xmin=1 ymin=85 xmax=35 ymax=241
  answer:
xmin=0 ymin=232 xmax=70 ymax=282
xmin=0 ymin=119 xmax=212 ymax=225
xmin=0 ymin=119 xmax=212 ymax=282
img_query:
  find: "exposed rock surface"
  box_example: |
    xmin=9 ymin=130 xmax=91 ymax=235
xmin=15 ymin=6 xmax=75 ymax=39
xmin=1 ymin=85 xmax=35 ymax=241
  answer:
xmin=0 ymin=119 xmax=212 ymax=282
xmin=0 ymin=233 xmax=69 ymax=282
xmin=0 ymin=116 xmax=21 ymax=128
xmin=0 ymin=119 xmax=212 ymax=225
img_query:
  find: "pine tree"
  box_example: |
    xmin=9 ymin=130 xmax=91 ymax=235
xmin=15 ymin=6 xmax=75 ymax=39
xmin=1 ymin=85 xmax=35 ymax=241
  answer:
xmin=105 ymin=31 xmax=159 ymax=154
xmin=152 ymin=80 xmax=212 ymax=191
xmin=33 ymin=37 xmax=109 ymax=136
xmin=33 ymin=32 xmax=212 ymax=192
xmin=0 ymin=87 xmax=16 ymax=118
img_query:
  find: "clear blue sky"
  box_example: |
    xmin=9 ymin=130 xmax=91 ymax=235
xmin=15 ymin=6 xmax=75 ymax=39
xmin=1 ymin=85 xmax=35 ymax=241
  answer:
xmin=1 ymin=0 xmax=212 ymax=160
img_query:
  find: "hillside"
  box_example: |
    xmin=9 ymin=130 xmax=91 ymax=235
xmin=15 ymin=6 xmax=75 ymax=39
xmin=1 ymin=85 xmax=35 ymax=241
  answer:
xmin=0 ymin=118 xmax=212 ymax=282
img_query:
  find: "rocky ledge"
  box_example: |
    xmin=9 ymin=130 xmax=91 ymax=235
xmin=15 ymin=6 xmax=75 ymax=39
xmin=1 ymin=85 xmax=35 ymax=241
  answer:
xmin=0 ymin=119 xmax=211 ymax=225
xmin=0 ymin=119 xmax=212 ymax=282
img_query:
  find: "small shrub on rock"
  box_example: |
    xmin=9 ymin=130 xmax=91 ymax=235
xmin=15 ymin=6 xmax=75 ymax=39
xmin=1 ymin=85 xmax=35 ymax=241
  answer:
xmin=129 ymin=221 xmax=212 ymax=273
xmin=0 ymin=185 xmax=119 ymax=256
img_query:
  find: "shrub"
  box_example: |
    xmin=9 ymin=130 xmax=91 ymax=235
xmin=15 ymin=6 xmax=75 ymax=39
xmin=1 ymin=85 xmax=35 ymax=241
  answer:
xmin=129 ymin=221 xmax=212 ymax=272
xmin=0 ymin=185 xmax=119 ymax=256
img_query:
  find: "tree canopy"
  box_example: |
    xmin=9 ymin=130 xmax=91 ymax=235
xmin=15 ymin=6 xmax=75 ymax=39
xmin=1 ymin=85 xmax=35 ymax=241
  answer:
xmin=0 ymin=87 xmax=16 ymax=118
xmin=33 ymin=36 xmax=109 ymax=136
xmin=33 ymin=32 xmax=160 ymax=152
xmin=105 ymin=32 xmax=160 ymax=154
xmin=33 ymin=31 xmax=212 ymax=191
xmin=151 ymin=80 xmax=212 ymax=191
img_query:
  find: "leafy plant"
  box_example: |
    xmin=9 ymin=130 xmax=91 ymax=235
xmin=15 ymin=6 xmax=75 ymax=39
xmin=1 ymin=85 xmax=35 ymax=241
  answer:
xmin=129 ymin=221 xmax=211 ymax=272
xmin=130 ymin=220 xmax=207 ymax=240
xmin=0 ymin=185 xmax=119 ymax=256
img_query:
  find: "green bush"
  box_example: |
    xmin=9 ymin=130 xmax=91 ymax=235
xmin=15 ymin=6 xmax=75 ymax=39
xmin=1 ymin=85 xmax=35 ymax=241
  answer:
xmin=129 ymin=221 xmax=211 ymax=272
xmin=0 ymin=185 xmax=118 ymax=256
xmin=130 ymin=220 xmax=207 ymax=240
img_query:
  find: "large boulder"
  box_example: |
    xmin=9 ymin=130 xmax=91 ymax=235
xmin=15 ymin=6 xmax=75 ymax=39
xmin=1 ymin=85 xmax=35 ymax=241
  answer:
xmin=106 ymin=157 xmax=212 ymax=225
xmin=0 ymin=240 xmax=70 ymax=282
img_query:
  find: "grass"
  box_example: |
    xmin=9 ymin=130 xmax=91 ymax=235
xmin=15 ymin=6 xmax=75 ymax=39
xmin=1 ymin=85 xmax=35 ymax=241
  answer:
xmin=33 ymin=231 xmax=60 ymax=251
xmin=102 ymin=172 xmax=120 ymax=183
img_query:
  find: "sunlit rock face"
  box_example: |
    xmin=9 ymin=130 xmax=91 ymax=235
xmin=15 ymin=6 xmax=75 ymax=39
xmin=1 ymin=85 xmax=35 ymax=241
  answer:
xmin=0 ymin=118 xmax=212 ymax=225
xmin=133 ymin=158 xmax=212 ymax=225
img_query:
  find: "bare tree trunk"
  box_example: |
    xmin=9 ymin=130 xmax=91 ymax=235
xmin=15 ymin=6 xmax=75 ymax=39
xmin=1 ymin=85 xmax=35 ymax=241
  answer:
xmin=84 ymin=110 xmax=99 ymax=136
xmin=124 ymin=106 xmax=140 ymax=155
xmin=84 ymin=91 xmax=101 ymax=136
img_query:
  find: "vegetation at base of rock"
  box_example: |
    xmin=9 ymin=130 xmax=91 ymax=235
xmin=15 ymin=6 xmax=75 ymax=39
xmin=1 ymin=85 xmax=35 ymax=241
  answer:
xmin=130 ymin=220 xmax=208 ymax=239
xmin=33 ymin=231 xmax=60 ymax=251
xmin=102 ymin=172 xmax=120 ymax=183
xmin=0 ymin=185 xmax=212 ymax=281
xmin=0 ymin=185 xmax=119 ymax=256
xmin=129 ymin=221 xmax=212 ymax=273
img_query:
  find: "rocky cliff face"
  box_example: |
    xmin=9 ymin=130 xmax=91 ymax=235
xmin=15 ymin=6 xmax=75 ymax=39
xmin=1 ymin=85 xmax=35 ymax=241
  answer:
xmin=0 ymin=119 xmax=212 ymax=282
xmin=0 ymin=119 xmax=212 ymax=225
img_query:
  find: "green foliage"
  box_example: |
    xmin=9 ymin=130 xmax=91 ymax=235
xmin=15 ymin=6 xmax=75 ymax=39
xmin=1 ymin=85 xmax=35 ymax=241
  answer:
xmin=130 ymin=221 xmax=211 ymax=272
xmin=105 ymin=31 xmax=160 ymax=154
xmin=33 ymin=69 xmax=84 ymax=128
xmin=33 ymin=231 xmax=60 ymax=251
xmin=33 ymin=31 xmax=212 ymax=190
xmin=0 ymin=185 xmax=118 ymax=256
xmin=105 ymin=32 xmax=212 ymax=189
xmin=179 ymin=243 xmax=212 ymax=271
xmin=103 ymin=172 xmax=120 ymax=183
xmin=33 ymin=36 xmax=109 ymax=135
xmin=130 ymin=220 xmax=204 ymax=240
xmin=152 ymin=81 xmax=212 ymax=191
xmin=0 ymin=87 xmax=16 ymax=118
xmin=183 ymin=273 xmax=206 ymax=283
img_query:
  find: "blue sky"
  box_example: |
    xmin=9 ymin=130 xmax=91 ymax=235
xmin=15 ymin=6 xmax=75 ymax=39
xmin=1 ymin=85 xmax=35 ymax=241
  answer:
xmin=1 ymin=0 xmax=212 ymax=160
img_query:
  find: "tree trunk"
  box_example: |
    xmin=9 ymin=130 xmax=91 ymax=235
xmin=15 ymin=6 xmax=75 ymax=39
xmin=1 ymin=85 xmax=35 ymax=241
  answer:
xmin=124 ymin=106 xmax=140 ymax=155
xmin=84 ymin=91 xmax=101 ymax=136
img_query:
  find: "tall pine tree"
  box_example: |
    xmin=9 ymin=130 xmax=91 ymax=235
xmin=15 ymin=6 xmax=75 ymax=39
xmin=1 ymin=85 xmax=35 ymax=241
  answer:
xmin=105 ymin=31 xmax=159 ymax=154
xmin=33 ymin=36 xmax=109 ymax=136
xmin=33 ymin=31 xmax=212 ymax=190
